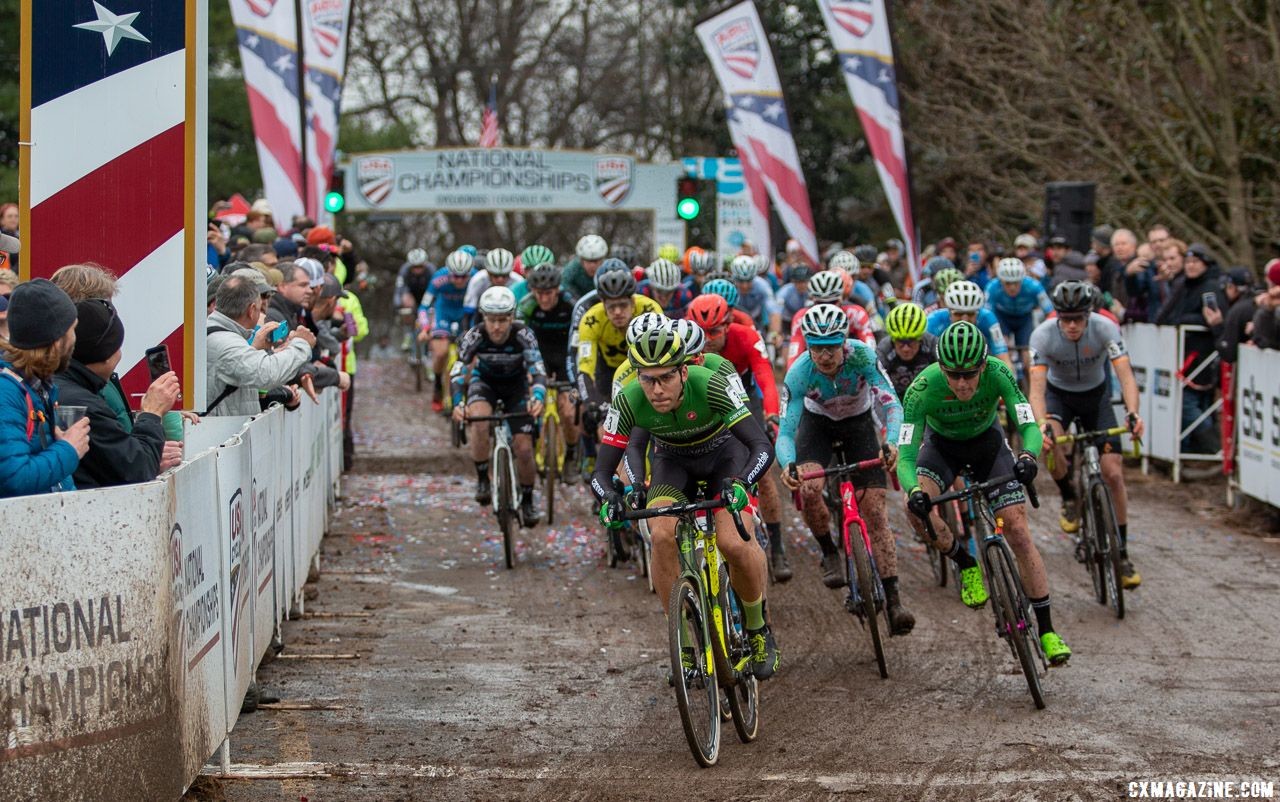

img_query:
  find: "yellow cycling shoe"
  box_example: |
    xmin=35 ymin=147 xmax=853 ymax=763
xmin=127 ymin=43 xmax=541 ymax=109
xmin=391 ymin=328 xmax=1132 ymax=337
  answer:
xmin=1119 ymin=558 xmax=1141 ymax=589
xmin=1059 ymin=502 xmax=1080 ymax=534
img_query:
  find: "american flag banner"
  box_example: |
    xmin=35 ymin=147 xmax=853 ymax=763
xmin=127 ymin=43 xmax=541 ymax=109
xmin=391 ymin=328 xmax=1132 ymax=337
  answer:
xmin=301 ymin=0 xmax=353 ymax=223
xmin=815 ymin=0 xmax=919 ymax=280
xmin=695 ymin=2 xmax=819 ymax=267
xmin=724 ymin=107 xmax=772 ymax=261
xmin=479 ymin=78 xmax=500 ymax=148
xmin=20 ymin=0 xmax=207 ymax=403
xmin=229 ymin=0 xmax=306 ymax=227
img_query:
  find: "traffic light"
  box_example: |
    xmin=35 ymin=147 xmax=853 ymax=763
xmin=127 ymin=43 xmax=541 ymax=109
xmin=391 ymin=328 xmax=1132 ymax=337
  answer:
xmin=324 ymin=167 xmax=346 ymax=213
xmin=676 ymin=176 xmax=716 ymax=247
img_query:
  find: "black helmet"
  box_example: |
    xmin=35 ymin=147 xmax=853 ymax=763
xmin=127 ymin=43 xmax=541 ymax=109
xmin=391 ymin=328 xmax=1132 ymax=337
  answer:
xmin=853 ymin=244 xmax=878 ymax=264
xmin=595 ymin=266 xmax=637 ymax=299
xmin=1052 ymin=280 xmax=1094 ymax=314
xmin=526 ymin=262 xmax=562 ymax=290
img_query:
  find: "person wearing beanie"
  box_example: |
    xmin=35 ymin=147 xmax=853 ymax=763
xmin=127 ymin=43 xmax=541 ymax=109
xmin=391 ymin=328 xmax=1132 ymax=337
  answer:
xmin=1251 ymin=259 xmax=1280 ymax=351
xmin=305 ymin=225 xmax=336 ymax=247
xmin=1207 ymin=266 xmax=1257 ymax=364
xmin=0 ymin=278 xmax=87 ymax=496
xmin=53 ymin=299 xmax=181 ymax=489
xmin=1155 ymin=243 xmax=1222 ymax=454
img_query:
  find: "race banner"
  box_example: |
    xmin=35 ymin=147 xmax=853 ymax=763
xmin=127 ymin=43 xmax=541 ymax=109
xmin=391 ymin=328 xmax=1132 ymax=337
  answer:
xmin=815 ymin=0 xmax=919 ymax=280
xmin=20 ymin=0 xmax=206 ymax=406
xmin=695 ymin=2 xmax=819 ymax=266
xmin=229 ymin=0 xmax=306 ymax=227
xmin=723 ymin=119 xmax=773 ymax=263
xmin=300 ymin=0 xmax=353 ymax=223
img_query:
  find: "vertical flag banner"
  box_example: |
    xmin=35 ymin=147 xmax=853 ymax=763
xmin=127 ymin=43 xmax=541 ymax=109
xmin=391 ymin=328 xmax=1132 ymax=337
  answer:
xmin=479 ymin=78 xmax=500 ymax=148
xmin=300 ymin=0 xmax=353 ymax=223
xmin=815 ymin=0 xmax=919 ymax=279
xmin=724 ymin=110 xmax=772 ymax=261
xmin=20 ymin=0 xmax=207 ymax=404
xmin=695 ymin=2 xmax=819 ymax=266
xmin=230 ymin=0 xmax=306 ymax=227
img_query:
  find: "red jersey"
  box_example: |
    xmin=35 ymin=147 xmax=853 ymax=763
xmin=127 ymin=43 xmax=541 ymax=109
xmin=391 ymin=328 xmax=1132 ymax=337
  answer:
xmin=716 ymin=322 xmax=779 ymax=416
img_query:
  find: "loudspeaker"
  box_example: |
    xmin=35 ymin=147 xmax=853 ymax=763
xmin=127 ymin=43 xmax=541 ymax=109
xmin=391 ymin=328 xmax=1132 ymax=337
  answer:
xmin=1044 ymin=182 xmax=1095 ymax=253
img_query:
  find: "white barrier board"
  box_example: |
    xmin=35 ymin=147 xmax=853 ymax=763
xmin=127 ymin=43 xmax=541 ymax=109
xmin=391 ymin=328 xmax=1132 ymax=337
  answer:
xmin=1235 ymin=345 xmax=1280 ymax=506
xmin=215 ymin=434 xmax=255 ymax=730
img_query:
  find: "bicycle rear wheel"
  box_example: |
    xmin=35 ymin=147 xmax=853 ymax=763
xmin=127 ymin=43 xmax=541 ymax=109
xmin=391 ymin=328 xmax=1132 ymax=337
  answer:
xmin=542 ymin=416 xmax=559 ymax=526
xmin=496 ymin=449 xmax=516 ymax=570
xmin=847 ymin=525 xmax=887 ymax=679
xmin=668 ymin=576 xmax=720 ymax=767
xmin=1090 ymin=480 xmax=1125 ymax=620
xmin=985 ymin=539 xmax=1045 ymax=710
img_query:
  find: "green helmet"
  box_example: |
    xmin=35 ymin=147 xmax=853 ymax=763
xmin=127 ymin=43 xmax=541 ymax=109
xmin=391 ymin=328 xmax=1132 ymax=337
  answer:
xmin=937 ymin=321 xmax=988 ymax=371
xmin=885 ymin=302 xmax=927 ymax=341
xmin=932 ymin=267 xmax=964 ymax=296
xmin=629 ymin=327 xmax=686 ymax=369
xmin=521 ymin=244 xmax=555 ymax=268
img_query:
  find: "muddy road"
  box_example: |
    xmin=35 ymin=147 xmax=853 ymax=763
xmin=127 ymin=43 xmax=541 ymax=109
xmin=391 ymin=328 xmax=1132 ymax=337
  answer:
xmin=197 ymin=357 xmax=1280 ymax=801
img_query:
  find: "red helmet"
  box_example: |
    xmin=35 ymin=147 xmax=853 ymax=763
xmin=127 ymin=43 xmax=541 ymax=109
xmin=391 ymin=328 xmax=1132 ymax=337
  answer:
xmin=686 ymin=294 xmax=729 ymax=329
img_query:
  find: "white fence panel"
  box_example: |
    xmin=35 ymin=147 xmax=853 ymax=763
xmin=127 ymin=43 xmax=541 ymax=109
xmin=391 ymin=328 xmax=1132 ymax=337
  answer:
xmin=183 ymin=415 xmax=251 ymax=459
xmin=214 ymin=435 xmax=254 ymax=731
xmin=246 ymin=407 xmax=283 ymax=669
xmin=1235 ymin=345 xmax=1280 ymax=506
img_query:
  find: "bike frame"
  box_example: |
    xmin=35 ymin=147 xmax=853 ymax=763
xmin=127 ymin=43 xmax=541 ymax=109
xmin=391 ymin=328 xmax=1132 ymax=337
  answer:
xmin=797 ymin=458 xmax=888 ymax=615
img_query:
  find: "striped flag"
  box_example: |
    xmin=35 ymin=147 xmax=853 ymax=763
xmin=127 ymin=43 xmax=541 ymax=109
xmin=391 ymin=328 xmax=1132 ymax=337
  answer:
xmin=479 ymin=79 xmax=500 ymax=148
xmin=230 ymin=0 xmax=306 ymax=227
xmin=815 ymin=0 xmax=919 ymax=280
xmin=301 ymin=0 xmax=353 ymax=223
xmin=724 ymin=109 xmax=772 ymax=262
xmin=696 ymin=2 xmax=819 ymax=267
xmin=20 ymin=0 xmax=206 ymax=403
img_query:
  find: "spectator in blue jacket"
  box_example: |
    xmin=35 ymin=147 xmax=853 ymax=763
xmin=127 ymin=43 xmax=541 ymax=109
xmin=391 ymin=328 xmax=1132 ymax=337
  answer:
xmin=0 ymin=279 xmax=89 ymax=497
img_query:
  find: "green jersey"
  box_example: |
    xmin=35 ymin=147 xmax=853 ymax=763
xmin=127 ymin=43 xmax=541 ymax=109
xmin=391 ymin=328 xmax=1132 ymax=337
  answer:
xmin=601 ymin=364 xmax=750 ymax=454
xmin=895 ymin=357 xmax=1043 ymax=490
xmin=611 ymin=353 xmax=741 ymax=401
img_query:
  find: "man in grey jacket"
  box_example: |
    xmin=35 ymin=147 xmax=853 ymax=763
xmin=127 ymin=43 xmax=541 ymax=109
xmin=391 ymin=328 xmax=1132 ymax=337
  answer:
xmin=206 ymin=276 xmax=315 ymax=416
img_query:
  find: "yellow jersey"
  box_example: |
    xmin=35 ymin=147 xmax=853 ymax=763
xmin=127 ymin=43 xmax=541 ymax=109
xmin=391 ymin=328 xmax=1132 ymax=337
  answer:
xmin=576 ymin=295 xmax=663 ymax=383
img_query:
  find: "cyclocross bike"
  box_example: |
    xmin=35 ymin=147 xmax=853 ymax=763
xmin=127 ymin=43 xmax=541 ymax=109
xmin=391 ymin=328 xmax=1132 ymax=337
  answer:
xmin=397 ymin=307 xmax=428 ymax=393
xmin=535 ymin=380 xmax=577 ymax=526
xmin=617 ymin=492 xmax=759 ymax=767
xmin=465 ymin=404 xmax=525 ymax=570
xmin=794 ymin=453 xmax=895 ymax=679
xmin=917 ymin=472 xmax=1050 ymax=709
xmin=1048 ymin=423 xmax=1139 ymax=620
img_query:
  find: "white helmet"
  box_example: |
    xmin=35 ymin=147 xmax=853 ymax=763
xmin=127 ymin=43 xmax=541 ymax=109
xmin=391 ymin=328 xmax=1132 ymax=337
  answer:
xmin=944 ymin=280 xmax=985 ymax=313
xmin=808 ymin=270 xmax=845 ymax=303
xmin=406 ymin=248 xmax=428 ymax=266
xmin=729 ymin=255 xmax=757 ymax=282
xmin=445 ymin=249 xmax=473 ymax=276
xmin=752 ymin=254 xmax=771 ymax=276
xmin=688 ymin=249 xmax=717 ymax=275
xmin=576 ymin=234 xmax=608 ymax=261
xmin=646 ymin=258 xmax=682 ymax=292
xmin=626 ymin=311 xmax=668 ymax=345
xmin=478 ymin=285 xmax=517 ymax=315
xmin=485 ymin=247 xmax=515 ymax=275
xmin=996 ymin=257 xmax=1026 ymax=283
xmin=828 ymin=250 xmax=858 ymax=272
xmin=669 ymin=319 xmax=706 ymax=357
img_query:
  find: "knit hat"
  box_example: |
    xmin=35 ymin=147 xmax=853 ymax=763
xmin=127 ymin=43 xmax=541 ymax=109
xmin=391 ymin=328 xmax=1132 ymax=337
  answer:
xmin=1222 ymin=267 xmax=1254 ymax=288
xmin=7 ymin=278 xmax=77 ymax=349
xmin=72 ymin=298 xmax=125 ymax=364
xmin=273 ymin=237 xmax=299 ymax=258
xmin=306 ymin=225 xmax=336 ymax=246
xmin=1092 ymin=225 xmax=1115 ymax=247
xmin=1266 ymin=259 xmax=1280 ymax=287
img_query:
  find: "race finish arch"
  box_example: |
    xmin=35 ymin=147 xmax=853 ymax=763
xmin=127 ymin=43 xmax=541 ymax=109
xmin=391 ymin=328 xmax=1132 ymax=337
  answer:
xmin=342 ymin=148 xmax=687 ymax=250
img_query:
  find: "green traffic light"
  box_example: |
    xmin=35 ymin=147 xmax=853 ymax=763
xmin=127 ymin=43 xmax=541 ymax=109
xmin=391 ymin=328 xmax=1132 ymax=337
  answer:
xmin=324 ymin=191 xmax=345 ymax=213
xmin=677 ymin=197 xmax=700 ymax=221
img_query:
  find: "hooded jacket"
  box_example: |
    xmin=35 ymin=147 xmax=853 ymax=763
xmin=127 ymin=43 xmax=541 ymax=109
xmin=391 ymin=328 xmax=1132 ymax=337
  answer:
xmin=54 ymin=359 xmax=164 ymax=488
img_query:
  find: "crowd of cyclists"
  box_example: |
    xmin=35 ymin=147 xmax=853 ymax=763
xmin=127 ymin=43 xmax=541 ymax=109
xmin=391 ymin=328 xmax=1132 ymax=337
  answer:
xmin=394 ymin=233 xmax=1154 ymax=681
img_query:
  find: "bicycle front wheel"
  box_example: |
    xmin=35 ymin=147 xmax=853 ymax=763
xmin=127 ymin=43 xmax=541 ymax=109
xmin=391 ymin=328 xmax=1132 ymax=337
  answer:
xmin=847 ymin=526 xmax=887 ymax=679
xmin=542 ymin=415 xmax=559 ymax=526
xmin=668 ymin=576 xmax=720 ymax=767
xmin=1080 ymin=489 xmax=1105 ymax=606
xmin=1090 ymin=480 xmax=1125 ymax=620
xmin=496 ymin=449 xmax=516 ymax=570
xmin=714 ymin=564 xmax=759 ymax=743
xmin=985 ymin=539 xmax=1045 ymax=710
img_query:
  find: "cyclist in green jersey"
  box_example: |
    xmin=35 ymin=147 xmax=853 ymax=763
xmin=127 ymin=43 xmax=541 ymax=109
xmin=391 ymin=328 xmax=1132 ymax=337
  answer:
xmin=594 ymin=328 xmax=781 ymax=680
xmin=898 ymin=321 xmax=1071 ymax=665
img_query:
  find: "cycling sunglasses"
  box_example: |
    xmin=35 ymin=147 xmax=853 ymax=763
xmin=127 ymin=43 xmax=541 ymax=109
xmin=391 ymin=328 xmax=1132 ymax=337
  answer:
xmin=942 ymin=366 xmax=982 ymax=380
xmin=1057 ymin=313 xmax=1088 ymax=323
xmin=637 ymin=366 xmax=682 ymax=387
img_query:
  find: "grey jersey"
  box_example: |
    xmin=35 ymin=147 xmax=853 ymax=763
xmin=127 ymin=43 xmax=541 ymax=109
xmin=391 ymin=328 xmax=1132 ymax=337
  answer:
xmin=1029 ymin=313 xmax=1127 ymax=392
xmin=565 ymin=290 xmax=600 ymax=379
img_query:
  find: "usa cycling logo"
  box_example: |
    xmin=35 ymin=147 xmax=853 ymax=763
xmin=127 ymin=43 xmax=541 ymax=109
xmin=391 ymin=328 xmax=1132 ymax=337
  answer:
xmin=713 ymin=18 xmax=759 ymax=79
xmin=830 ymin=0 xmax=874 ymax=37
xmin=357 ymin=156 xmax=394 ymax=206
xmin=595 ymin=157 xmax=633 ymax=207
xmin=306 ymin=0 xmax=346 ymax=57
xmin=245 ymin=0 xmax=278 ymax=16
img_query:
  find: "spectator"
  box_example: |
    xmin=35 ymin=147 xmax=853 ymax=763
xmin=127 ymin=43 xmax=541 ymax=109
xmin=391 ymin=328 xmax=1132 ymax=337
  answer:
xmin=1090 ymin=225 xmax=1121 ymax=292
xmin=207 ymin=221 xmax=230 ymax=272
xmin=882 ymin=238 xmax=908 ymax=290
xmin=237 ymin=242 xmax=278 ymax=268
xmin=1155 ymin=243 xmax=1221 ymax=454
xmin=965 ymin=239 xmax=988 ymax=276
xmin=54 ymin=299 xmax=182 ymax=488
xmin=0 ymin=267 xmax=18 ymax=296
xmin=1251 ymin=260 xmax=1280 ymax=350
xmin=1044 ymin=236 xmax=1070 ymax=274
xmin=265 ymin=261 xmax=346 ymax=392
xmin=205 ymin=276 xmax=314 ymax=416
xmin=0 ymin=294 xmax=8 ymax=340
xmin=1115 ymin=229 xmax=1156 ymax=322
xmin=0 ymin=203 xmax=18 ymax=272
xmin=1048 ymin=249 xmax=1088 ymax=289
xmin=936 ymin=237 xmax=959 ymax=265
xmin=1207 ymin=267 xmax=1256 ymax=364
xmin=1156 ymin=238 xmax=1188 ymax=313
xmin=0 ymin=279 xmax=88 ymax=496
xmin=1146 ymin=224 xmax=1171 ymax=255
xmin=1014 ymin=233 xmax=1047 ymax=279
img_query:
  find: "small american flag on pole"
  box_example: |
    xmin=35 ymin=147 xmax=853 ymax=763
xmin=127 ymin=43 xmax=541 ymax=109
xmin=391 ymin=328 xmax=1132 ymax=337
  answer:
xmin=479 ymin=77 xmax=500 ymax=148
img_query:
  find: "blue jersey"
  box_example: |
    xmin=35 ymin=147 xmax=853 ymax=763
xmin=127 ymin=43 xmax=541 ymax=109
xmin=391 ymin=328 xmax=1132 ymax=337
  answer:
xmin=985 ymin=276 xmax=1053 ymax=319
xmin=776 ymin=283 xmax=808 ymax=320
xmin=737 ymin=276 xmax=780 ymax=330
xmin=417 ymin=267 xmax=470 ymax=331
xmin=850 ymin=279 xmax=877 ymax=309
xmin=925 ymin=308 xmax=1009 ymax=355
xmin=638 ymin=280 xmax=694 ymax=319
xmin=776 ymin=339 xmax=902 ymax=466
